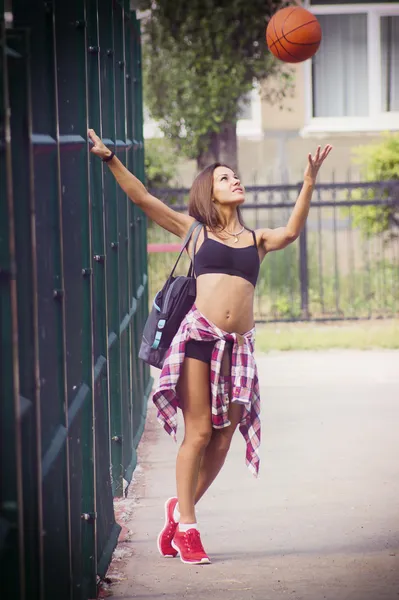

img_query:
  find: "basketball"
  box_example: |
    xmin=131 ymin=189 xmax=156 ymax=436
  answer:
xmin=266 ymin=6 xmax=322 ymax=63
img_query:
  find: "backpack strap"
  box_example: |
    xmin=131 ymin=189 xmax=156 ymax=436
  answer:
xmin=169 ymin=220 xmax=201 ymax=278
xmin=187 ymin=223 xmax=203 ymax=277
xmin=183 ymin=220 xmax=200 ymax=248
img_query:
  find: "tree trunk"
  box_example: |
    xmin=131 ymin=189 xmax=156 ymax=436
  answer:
xmin=196 ymin=131 xmax=219 ymax=171
xmin=196 ymin=120 xmax=238 ymax=173
xmin=218 ymin=121 xmax=238 ymax=173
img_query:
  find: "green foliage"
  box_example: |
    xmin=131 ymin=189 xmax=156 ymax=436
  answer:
xmin=350 ymin=133 xmax=399 ymax=237
xmin=144 ymin=139 xmax=177 ymax=189
xmin=141 ymin=0 xmax=292 ymax=160
xmin=255 ymin=321 xmax=399 ymax=352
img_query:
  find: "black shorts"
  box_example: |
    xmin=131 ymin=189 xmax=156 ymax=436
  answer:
xmin=185 ymin=340 xmax=233 ymax=364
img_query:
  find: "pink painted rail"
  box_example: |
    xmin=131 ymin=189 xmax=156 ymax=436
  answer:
xmin=147 ymin=243 xmax=181 ymax=253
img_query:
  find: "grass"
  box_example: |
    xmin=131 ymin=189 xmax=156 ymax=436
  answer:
xmin=255 ymin=319 xmax=399 ymax=352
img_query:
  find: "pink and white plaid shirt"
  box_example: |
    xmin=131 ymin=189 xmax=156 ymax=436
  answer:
xmin=152 ymin=305 xmax=261 ymax=476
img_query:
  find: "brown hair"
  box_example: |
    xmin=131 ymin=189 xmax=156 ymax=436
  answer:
xmin=188 ymin=163 xmax=244 ymax=231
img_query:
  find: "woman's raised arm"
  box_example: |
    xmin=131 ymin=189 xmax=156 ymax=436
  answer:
xmin=260 ymin=144 xmax=332 ymax=253
xmin=88 ymin=129 xmax=194 ymax=239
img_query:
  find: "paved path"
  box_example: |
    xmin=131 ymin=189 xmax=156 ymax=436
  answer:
xmin=110 ymin=351 xmax=399 ymax=600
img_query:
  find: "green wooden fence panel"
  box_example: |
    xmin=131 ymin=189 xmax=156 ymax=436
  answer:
xmin=0 ymin=1 xmax=152 ymax=598
xmin=1 ymin=16 xmax=26 ymax=600
xmin=7 ymin=26 xmax=44 ymax=600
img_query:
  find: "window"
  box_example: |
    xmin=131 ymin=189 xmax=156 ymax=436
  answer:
xmin=381 ymin=16 xmax=399 ymax=112
xmin=143 ymin=106 xmax=164 ymax=139
xmin=236 ymin=85 xmax=262 ymax=139
xmin=237 ymin=92 xmax=253 ymax=121
xmin=312 ymin=14 xmax=368 ymax=117
xmin=303 ymin=2 xmax=399 ymax=133
xmin=144 ymin=89 xmax=262 ymax=140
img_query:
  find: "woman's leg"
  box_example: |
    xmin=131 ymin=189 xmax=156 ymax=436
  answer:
xmin=194 ymin=345 xmax=242 ymax=503
xmin=176 ymin=357 xmax=212 ymax=524
xmin=194 ymin=400 xmax=242 ymax=503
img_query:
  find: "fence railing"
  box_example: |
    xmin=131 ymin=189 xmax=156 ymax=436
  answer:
xmin=148 ymin=181 xmax=399 ymax=321
xmin=1 ymin=3 xmax=152 ymax=599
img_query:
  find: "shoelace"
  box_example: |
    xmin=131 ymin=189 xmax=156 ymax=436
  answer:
xmin=165 ymin=505 xmax=178 ymax=532
xmin=166 ymin=521 xmax=177 ymax=535
xmin=164 ymin=513 xmax=178 ymax=534
xmin=183 ymin=529 xmax=206 ymax=553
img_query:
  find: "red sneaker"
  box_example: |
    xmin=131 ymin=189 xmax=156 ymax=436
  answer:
xmin=157 ymin=497 xmax=179 ymax=557
xmin=171 ymin=527 xmax=211 ymax=565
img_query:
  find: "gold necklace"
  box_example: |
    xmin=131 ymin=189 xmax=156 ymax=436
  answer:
xmin=225 ymin=225 xmax=245 ymax=243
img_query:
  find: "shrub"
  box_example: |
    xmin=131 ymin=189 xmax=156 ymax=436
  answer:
xmin=350 ymin=133 xmax=399 ymax=237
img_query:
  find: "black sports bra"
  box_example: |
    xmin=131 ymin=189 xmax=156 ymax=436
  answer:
xmin=194 ymin=227 xmax=260 ymax=287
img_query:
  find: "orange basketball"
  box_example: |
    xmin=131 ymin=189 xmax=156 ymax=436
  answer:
xmin=266 ymin=6 xmax=322 ymax=63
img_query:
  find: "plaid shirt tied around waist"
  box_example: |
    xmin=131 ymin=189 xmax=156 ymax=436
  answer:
xmin=152 ymin=305 xmax=261 ymax=476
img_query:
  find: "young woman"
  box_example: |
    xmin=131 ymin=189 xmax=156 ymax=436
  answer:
xmin=88 ymin=128 xmax=332 ymax=565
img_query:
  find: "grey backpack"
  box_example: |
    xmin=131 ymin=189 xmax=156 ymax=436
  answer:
xmin=139 ymin=221 xmax=203 ymax=369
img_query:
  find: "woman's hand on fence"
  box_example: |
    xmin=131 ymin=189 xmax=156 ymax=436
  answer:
xmin=304 ymin=145 xmax=333 ymax=182
xmin=88 ymin=129 xmax=113 ymax=160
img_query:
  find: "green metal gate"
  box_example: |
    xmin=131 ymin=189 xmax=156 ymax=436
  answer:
xmin=0 ymin=1 xmax=152 ymax=599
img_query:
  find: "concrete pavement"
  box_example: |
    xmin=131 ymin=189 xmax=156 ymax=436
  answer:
xmin=109 ymin=350 xmax=399 ymax=600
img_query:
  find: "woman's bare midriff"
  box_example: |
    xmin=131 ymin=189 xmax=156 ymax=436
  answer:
xmin=194 ymin=273 xmax=255 ymax=333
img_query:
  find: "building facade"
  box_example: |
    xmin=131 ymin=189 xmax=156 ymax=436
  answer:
xmin=145 ymin=1 xmax=399 ymax=185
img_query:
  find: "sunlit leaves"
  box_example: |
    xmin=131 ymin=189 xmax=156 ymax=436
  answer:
xmin=142 ymin=0 xmax=291 ymax=160
xmin=350 ymin=134 xmax=399 ymax=237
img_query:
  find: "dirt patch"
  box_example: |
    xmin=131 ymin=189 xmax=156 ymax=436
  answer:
xmin=98 ymin=396 xmax=161 ymax=597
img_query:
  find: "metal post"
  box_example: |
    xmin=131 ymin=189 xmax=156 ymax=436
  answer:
xmin=103 ymin=0 xmax=123 ymax=498
xmin=0 ymin=18 xmax=25 ymax=600
xmin=299 ymin=223 xmax=309 ymax=320
xmin=7 ymin=27 xmax=44 ymax=600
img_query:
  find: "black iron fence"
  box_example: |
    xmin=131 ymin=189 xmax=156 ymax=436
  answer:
xmin=148 ymin=181 xmax=399 ymax=321
xmin=1 ymin=2 xmax=152 ymax=599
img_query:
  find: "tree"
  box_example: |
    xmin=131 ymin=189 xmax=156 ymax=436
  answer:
xmin=144 ymin=138 xmax=177 ymax=189
xmin=140 ymin=0 xmax=292 ymax=172
xmin=350 ymin=134 xmax=399 ymax=238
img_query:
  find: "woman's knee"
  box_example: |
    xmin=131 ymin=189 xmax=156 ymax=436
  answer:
xmin=184 ymin=423 xmax=212 ymax=450
xmin=212 ymin=429 xmax=235 ymax=454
